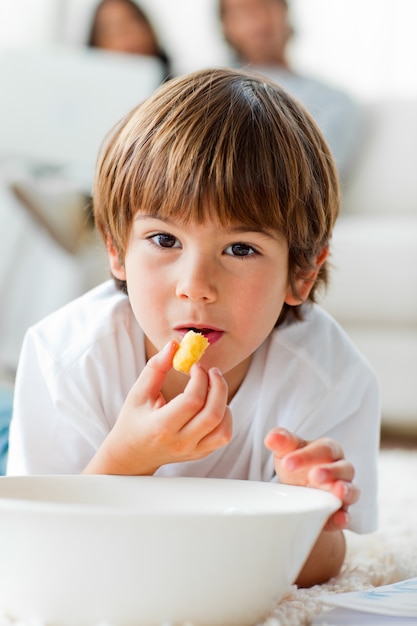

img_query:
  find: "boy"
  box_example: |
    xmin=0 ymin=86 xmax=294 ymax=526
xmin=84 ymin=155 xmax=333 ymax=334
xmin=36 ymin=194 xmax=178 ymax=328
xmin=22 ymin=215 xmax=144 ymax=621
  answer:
xmin=7 ymin=68 xmax=380 ymax=587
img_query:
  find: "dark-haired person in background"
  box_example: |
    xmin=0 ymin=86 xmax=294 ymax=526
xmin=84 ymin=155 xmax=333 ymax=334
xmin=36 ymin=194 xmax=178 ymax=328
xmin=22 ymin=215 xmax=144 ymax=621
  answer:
xmin=88 ymin=0 xmax=171 ymax=79
xmin=219 ymin=0 xmax=363 ymax=182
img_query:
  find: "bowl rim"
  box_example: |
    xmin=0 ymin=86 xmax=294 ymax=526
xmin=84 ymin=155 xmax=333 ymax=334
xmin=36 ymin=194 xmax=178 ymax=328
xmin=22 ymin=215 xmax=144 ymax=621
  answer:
xmin=0 ymin=475 xmax=341 ymax=518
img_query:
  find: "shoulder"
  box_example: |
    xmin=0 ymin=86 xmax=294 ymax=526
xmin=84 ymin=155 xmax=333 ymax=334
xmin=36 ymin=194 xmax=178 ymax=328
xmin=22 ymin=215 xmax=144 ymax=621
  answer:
xmin=293 ymin=72 xmax=356 ymax=106
xmin=23 ymin=280 xmax=139 ymax=371
xmin=269 ymin=304 xmax=377 ymax=389
xmin=277 ymin=69 xmax=360 ymax=117
xmin=31 ymin=279 xmax=130 ymax=337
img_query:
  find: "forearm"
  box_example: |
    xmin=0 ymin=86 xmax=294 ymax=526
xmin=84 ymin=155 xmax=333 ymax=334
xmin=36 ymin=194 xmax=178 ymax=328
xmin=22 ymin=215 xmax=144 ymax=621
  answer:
xmin=295 ymin=529 xmax=346 ymax=588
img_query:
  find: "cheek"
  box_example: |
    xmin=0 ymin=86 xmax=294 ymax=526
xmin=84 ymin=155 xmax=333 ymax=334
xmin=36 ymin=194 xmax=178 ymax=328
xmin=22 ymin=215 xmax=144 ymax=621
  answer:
xmin=124 ymin=257 xmax=166 ymax=325
xmin=236 ymin=273 xmax=288 ymax=331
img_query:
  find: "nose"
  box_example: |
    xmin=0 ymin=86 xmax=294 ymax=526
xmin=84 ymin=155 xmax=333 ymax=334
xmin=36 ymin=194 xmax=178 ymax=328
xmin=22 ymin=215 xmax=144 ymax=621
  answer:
xmin=175 ymin=254 xmax=218 ymax=303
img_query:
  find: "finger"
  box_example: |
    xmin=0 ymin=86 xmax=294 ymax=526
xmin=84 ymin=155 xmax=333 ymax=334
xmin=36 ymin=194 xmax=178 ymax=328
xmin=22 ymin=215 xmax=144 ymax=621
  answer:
xmin=152 ymin=367 xmax=228 ymax=456
xmin=309 ymin=473 xmax=358 ymax=508
xmin=324 ymin=508 xmax=351 ymax=532
xmin=197 ymin=404 xmax=233 ymax=454
xmin=130 ymin=341 xmax=178 ymax=404
xmin=282 ymin=437 xmax=344 ymax=473
xmin=264 ymin=427 xmax=308 ymax=458
xmin=182 ymin=367 xmax=230 ymax=441
xmin=335 ymin=481 xmax=360 ymax=507
xmin=159 ymin=362 xmax=210 ymax=430
xmin=308 ymin=459 xmax=355 ymax=486
xmin=329 ymin=480 xmax=360 ymax=508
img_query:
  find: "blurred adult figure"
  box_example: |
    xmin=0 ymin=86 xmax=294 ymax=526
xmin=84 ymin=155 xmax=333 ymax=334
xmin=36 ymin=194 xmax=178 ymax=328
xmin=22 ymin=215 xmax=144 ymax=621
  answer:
xmin=219 ymin=0 xmax=363 ymax=181
xmin=88 ymin=0 xmax=171 ymax=79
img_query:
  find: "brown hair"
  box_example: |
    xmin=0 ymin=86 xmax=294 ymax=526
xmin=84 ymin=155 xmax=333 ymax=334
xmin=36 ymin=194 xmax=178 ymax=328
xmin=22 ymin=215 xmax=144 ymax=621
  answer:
xmin=219 ymin=0 xmax=288 ymax=19
xmin=93 ymin=67 xmax=339 ymax=324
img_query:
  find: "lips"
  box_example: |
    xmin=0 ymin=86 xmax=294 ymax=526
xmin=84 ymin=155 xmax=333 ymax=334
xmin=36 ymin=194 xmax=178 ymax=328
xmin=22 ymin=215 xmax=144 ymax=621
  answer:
xmin=175 ymin=326 xmax=224 ymax=345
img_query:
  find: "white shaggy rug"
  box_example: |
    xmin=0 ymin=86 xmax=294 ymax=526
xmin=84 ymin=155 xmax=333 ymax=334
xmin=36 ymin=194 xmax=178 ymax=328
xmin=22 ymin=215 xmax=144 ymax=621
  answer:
xmin=261 ymin=448 xmax=417 ymax=626
xmin=0 ymin=448 xmax=416 ymax=626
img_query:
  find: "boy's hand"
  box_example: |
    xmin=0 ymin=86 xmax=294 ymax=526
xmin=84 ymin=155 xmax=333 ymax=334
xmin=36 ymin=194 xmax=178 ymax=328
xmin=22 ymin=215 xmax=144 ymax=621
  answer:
xmin=264 ymin=427 xmax=359 ymax=531
xmin=84 ymin=341 xmax=232 ymax=476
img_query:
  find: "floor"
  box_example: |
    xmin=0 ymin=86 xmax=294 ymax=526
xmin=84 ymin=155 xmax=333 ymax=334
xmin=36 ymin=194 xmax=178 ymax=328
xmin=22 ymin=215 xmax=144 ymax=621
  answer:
xmin=380 ymin=426 xmax=417 ymax=450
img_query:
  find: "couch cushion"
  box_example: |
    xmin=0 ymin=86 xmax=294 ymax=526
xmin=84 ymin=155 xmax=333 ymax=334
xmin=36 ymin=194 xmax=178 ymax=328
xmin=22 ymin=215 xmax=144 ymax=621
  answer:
xmin=321 ymin=214 xmax=417 ymax=324
xmin=343 ymin=325 xmax=417 ymax=429
xmin=342 ymin=99 xmax=417 ymax=216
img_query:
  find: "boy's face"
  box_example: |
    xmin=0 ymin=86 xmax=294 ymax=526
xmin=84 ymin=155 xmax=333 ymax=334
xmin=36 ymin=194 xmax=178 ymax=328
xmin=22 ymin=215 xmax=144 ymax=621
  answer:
xmin=109 ymin=211 xmax=309 ymax=384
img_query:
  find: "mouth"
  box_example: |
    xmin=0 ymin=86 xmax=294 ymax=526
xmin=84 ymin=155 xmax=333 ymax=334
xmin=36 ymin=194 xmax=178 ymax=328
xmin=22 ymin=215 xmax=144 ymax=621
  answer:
xmin=175 ymin=326 xmax=224 ymax=345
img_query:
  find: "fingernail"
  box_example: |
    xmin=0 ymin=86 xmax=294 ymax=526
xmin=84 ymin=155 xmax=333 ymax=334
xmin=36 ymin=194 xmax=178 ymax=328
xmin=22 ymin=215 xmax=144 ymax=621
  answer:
xmin=315 ymin=469 xmax=328 ymax=483
xmin=211 ymin=367 xmax=223 ymax=377
xmin=163 ymin=340 xmax=177 ymax=354
xmin=342 ymin=482 xmax=350 ymax=498
xmin=283 ymin=457 xmax=296 ymax=471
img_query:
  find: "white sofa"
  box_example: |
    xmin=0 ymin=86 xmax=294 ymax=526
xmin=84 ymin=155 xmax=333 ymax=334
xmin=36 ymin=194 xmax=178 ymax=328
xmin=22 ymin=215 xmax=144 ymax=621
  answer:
xmin=0 ymin=46 xmax=165 ymax=381
xmin=320 ymin=98 xmax=417 ymax=434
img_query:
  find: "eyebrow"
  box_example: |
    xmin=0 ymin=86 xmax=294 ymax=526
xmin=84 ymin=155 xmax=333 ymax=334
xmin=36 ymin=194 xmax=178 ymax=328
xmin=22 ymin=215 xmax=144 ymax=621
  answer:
xmin=227 ymin=225 xmax=273 ymax=236
xmin=134 ymin=213 xmax=172 ymax=223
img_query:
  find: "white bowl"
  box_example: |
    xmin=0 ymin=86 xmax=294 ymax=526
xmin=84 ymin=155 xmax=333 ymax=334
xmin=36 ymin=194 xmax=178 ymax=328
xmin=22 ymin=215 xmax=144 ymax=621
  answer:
xmin=0 ymin=475 xmax=340 ymax=626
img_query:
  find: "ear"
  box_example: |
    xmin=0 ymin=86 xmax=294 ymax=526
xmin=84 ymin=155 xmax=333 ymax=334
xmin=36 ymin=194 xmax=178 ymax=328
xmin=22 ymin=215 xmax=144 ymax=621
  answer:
xmin=285 ymin=247 xmax=328 ymax=306
xmin=106 ymin=235 xmax=126 ymax=281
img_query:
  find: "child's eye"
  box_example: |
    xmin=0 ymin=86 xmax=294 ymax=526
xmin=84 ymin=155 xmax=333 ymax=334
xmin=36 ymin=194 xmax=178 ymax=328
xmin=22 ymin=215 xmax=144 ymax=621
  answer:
xmin=224 ymin=243 xmax=257 ymax=257
xmin=149 ymin=233 xmax=181 ymax=248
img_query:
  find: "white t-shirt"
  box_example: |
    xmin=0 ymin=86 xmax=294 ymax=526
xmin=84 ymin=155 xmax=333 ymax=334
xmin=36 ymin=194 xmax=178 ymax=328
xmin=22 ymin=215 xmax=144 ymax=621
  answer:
xmin=7 ymin=280 xmax=380 ymax=533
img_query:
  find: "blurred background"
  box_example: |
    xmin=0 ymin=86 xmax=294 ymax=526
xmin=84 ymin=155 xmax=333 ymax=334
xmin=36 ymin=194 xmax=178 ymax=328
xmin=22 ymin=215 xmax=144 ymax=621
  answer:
xmin=0 ymin=0 xmax=416 ymax=466
xmin=0 ymin=0 xmax=416 ymax=98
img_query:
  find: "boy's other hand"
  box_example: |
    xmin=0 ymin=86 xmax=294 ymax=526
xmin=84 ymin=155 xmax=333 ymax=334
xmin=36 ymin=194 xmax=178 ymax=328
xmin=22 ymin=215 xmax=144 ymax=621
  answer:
xmin=264 ymin=427 xmax=360 ymax=531
xmin=85 ymin=341 xmax=232 ymax=476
